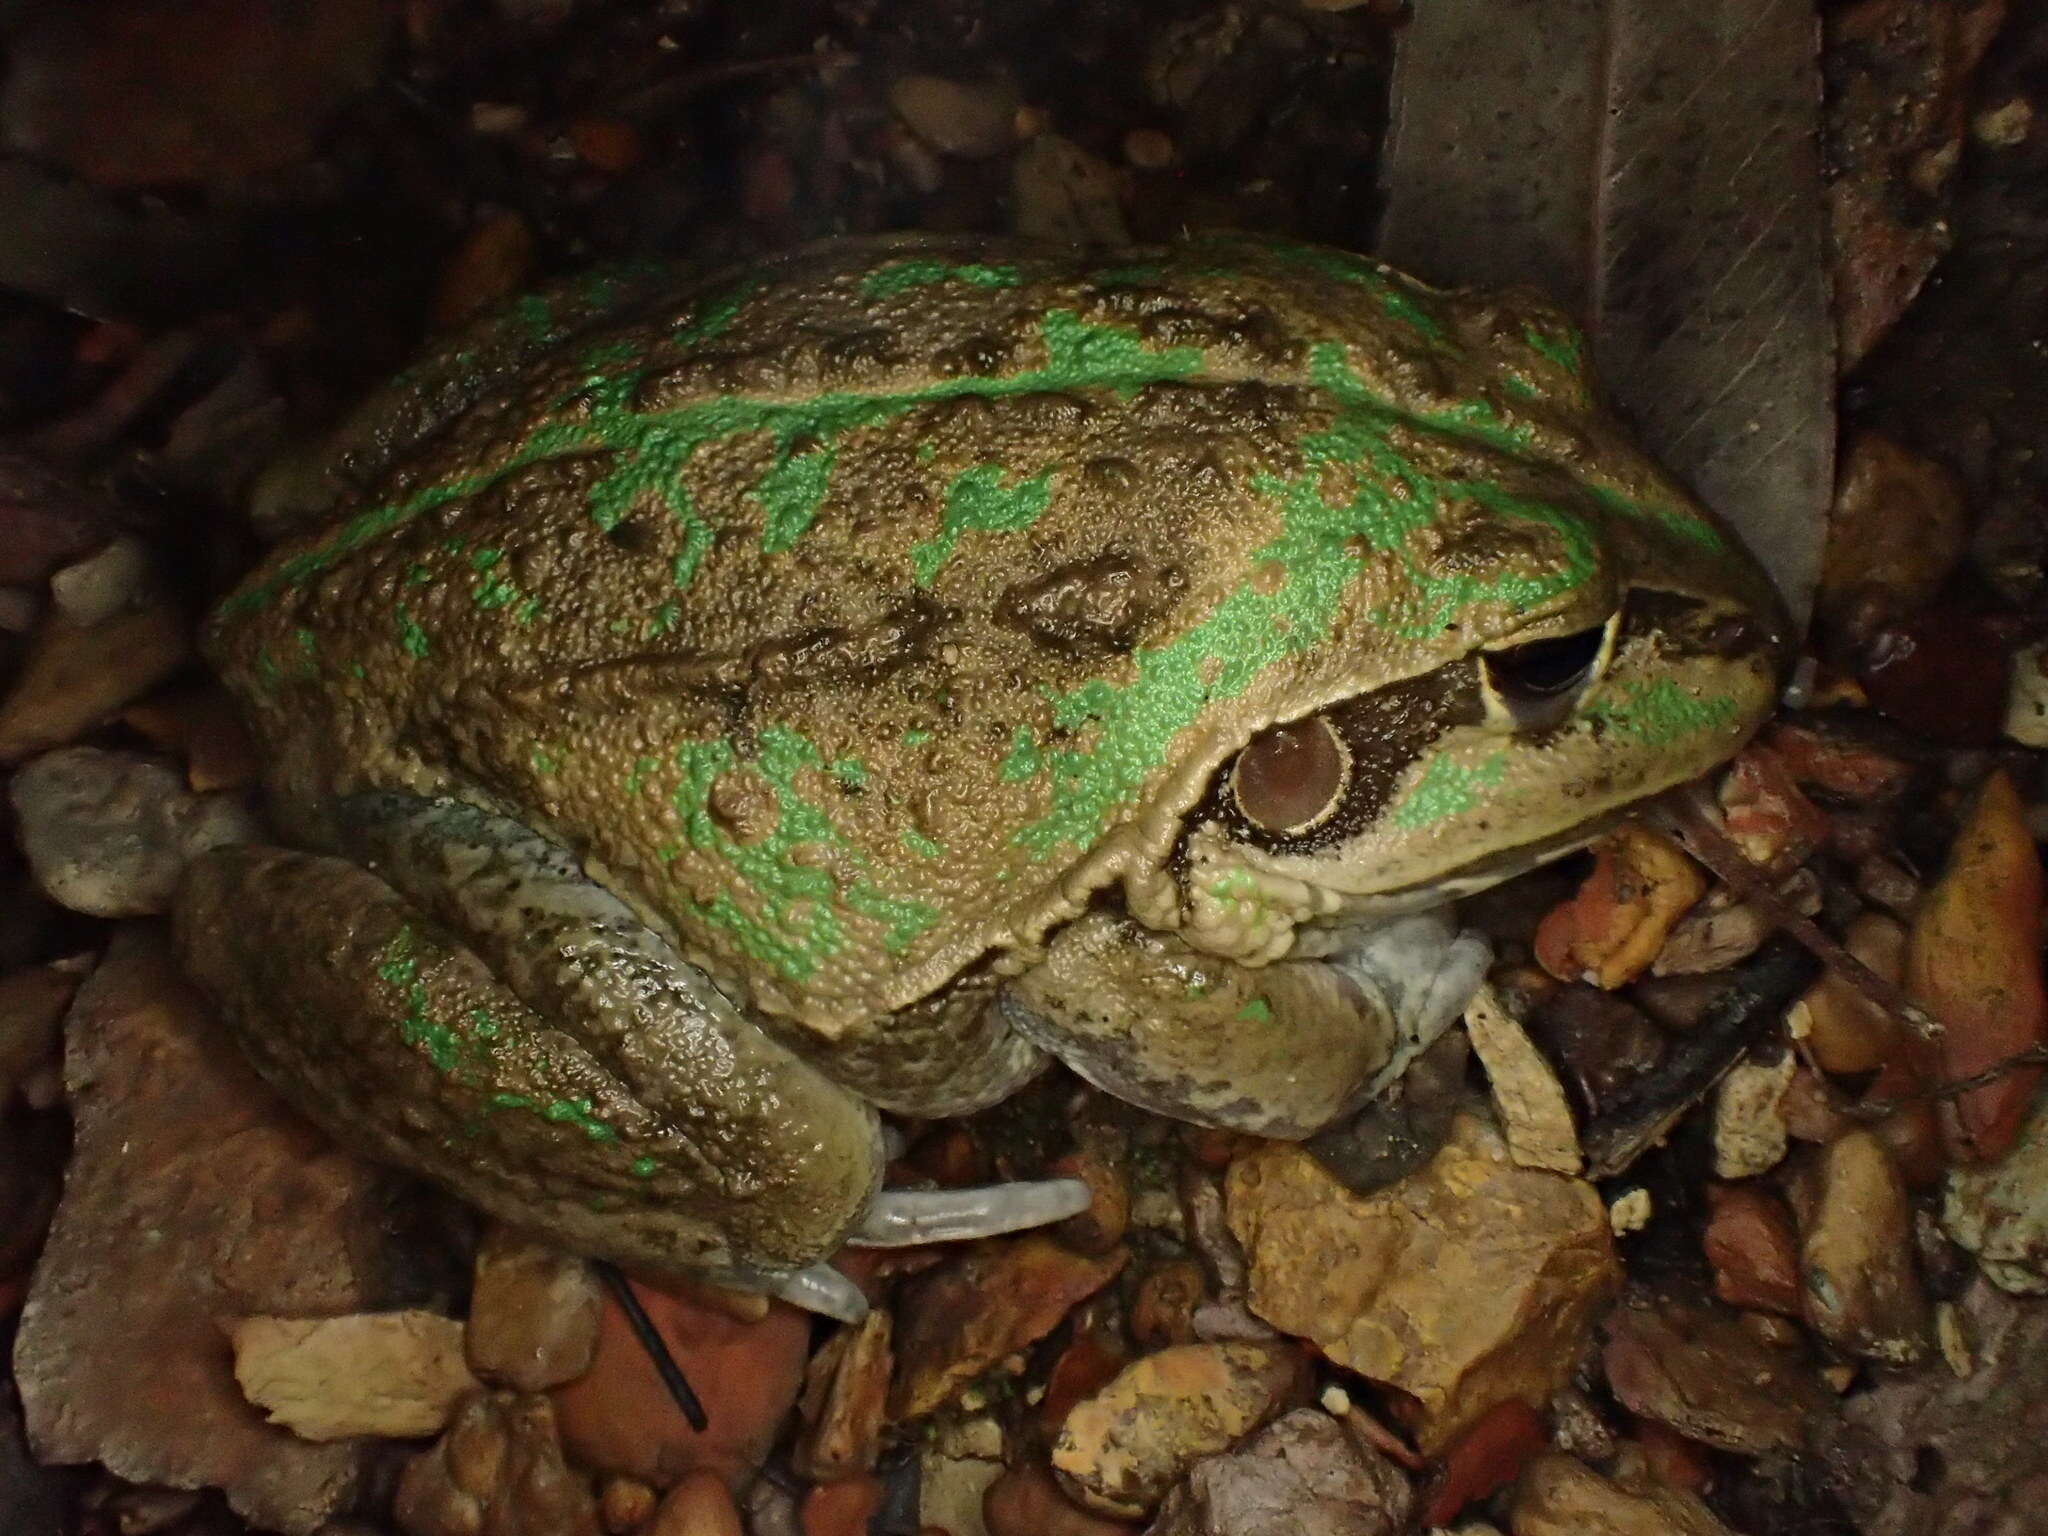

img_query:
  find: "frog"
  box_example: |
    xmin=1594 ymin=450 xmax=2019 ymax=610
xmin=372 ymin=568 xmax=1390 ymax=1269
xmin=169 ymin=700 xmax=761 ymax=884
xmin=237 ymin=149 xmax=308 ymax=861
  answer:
xmin=172 ymin=232 xmax=1785 ymax=1320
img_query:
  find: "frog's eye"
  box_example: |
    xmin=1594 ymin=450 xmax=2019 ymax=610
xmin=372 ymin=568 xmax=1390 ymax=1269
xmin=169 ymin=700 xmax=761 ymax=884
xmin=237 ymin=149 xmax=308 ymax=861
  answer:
xmin=1481 ymin=616 xmax=1616 ymax=731
xmin=1231 ymin=715 xmax=1350 ymax=835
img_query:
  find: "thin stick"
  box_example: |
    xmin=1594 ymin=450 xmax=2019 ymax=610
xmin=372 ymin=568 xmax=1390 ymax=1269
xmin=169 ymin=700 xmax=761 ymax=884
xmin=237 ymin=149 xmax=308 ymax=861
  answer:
xmin=593 ymin=1260 xmax=710 ymax=1433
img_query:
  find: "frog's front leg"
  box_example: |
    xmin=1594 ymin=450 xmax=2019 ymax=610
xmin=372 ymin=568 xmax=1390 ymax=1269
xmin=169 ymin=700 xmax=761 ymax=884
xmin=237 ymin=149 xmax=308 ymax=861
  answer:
xmin=1002 ymin=910 xmax=1491 ymax=1138
xmin=174 ymin=794 xmax=1084 ymax=1321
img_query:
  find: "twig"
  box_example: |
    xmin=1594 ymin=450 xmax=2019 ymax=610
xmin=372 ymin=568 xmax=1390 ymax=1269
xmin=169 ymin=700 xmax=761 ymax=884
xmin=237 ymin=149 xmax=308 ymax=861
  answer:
xmin=593 ymin=1259 xmax=710 ymax=1433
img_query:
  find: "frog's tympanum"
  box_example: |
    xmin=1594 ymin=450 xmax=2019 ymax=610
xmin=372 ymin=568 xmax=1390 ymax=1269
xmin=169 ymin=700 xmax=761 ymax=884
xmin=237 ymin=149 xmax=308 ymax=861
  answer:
xmin=174 ymin=235 xmax=1784 ymax=1318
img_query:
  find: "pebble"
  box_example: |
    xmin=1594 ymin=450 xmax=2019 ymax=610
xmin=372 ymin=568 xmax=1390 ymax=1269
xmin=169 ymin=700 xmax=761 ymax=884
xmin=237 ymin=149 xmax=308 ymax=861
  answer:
xmin=48 ymin=534 xmax=149 ymax=627
xmin=891 ymin=1232 xmax=1126 ymax=1419
xmin=1510 ymin=1450 xmax=1737 ymax=1536
xmin=230 ymin=1311 xmax=480 ymax=1441
xmin=121 ymin=683 xmax=260 ymax=792
xmin=1147 ymin=1408 xmax=1412 ymax=1536
xmin=0 ymin=603 xmax=192 ymax=763
xmin=1011 ymin=135 xmax=1131 ymax=245
xmin=0 ymin=964 xmax=76 ymax=1109
xmin=1464 ymin=982 xmax=1581 ymax=1174
xmin=1122 ymin=128 xmax=1176 ymax=168
xmin=1227 ymin=1119 xmax=1617 ymax=1453
xmin=1425 ymin=1400 xmax=1544 ymax=1528
xmin=1533 ymin=824 xmax=1706 ymax=989
xmin=432 ymin=210 xmax=536 ymax=332
xmin=1130 ymin=1258 xmax=1206 ymax=1351
xmin=1946 ymin=1091 xmax=2048 ymax=1293
xmin=983 ymin=1464 xmax=1138 ymax=1536
xmin=394 ymin=1390 xmax=600 ymax=1536
xmin=1790 ymin=912 xmax=1907 ymax=1075
xmin=1701 ymin=1183 xmax=1803 ymax=1315
xmin=598 ymin=1474 xmax=658 ymax=1533
xmin=920 ymin=1445 xmax=1003 ymax=1536
xmin=1791 ymin=1130 xmax=1930 ymax=1363
xmin=886 ymin=74 xmax=1020 ymax=159
xmin=1818 ymin=432 xmax=1971 ymax=638
xmin=1600 ymin=1289 xmax=1828 ymax=1454
xmin=466 ymin=1225 xmax=604 ymax=1392
xmin=797 ymin=1473 xmax=882 ymax=1536
xmin=1051 ymin=1341 xmax=1306 ymax=1516
xmin=650 ymin=1471 xmax=744 ymax=1536
xmin=1709 ymin=1051 xmax=1795 ymax=1179
xmin=10 ymin=747 xmax=257 ymax=917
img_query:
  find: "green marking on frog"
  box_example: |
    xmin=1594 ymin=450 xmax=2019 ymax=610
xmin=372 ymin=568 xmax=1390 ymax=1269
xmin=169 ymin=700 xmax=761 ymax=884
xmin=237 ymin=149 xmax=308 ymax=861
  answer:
xmin=674 ymin=277 xmax=765 ymax=349
xmin=859 ymin=258 xmax=1022 ymax=299
xmin=830 ymin=756 xmax=868 ymax=790
xmin=647 ymin=599 xmax=680 ymax=637
xmin=376 ymin=929 xmax=463 ymax=1073
xmin=1523 ymin=320 xmax=1585 ymax=376
xmin=1246 ymin=237 xmax=1449 ymax=342
xmin=901 ymin=828 xmax=943 ymax=859
xmin=1235 ymin=996 xmax=1274 ymax=1024
xmin=999 ymin=726 xmax=1044 ymax=783
xmin=671 ymin=723 xmax=937 ymax=981
xmin=756 ymin=448 xmax=838 ymax=553
xmin=396 ymin=605 xmax=431 ymax=658
xmin=1090 ymin=262 xmax=1170 ymax=287
xmin=901 ymin=728 xmax=933 ymax=746
xmin=531 ymin=746 xmax=559 ymax=775
xmin=626 ymin=756 xmax=659 ymax=795
xmin=218 ymin=308 xmax=1207 ymax=618
xmin=630 ymin=1155 xmax=659 ymax=1178
xmin=910 ymin=464 xmax=1056 ymax=586
xmin=469 ymin=547 xmax=523 ymax=611
xmin=1388 ymin=753 xmax=1509 ymax=831
xmin=1588 ymin=676 xmax=1744 ymax=748
xmin=484 ymin=1092 xmax=620 ymax=1144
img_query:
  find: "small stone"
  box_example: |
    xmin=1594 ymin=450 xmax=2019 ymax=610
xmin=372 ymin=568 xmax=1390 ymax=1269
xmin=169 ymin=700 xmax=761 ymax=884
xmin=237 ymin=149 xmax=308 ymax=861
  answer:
xmin=0 ymin=451 xmax=118 ymax=584
xmin=1945 ymin=1091 xmax=2048 ymax=1292
xmin=1011 ymin=134 xmax=1130 ymax=245
xmin=1791 ymin=912 xmax=1907 ymax=1075
xmin=1651 ymin=897 xmax=1772 ymax=976
xmin=1861 ymin=605 xmax=2012 ymax=746
xmin=1227 ymin=1120 xmax=1618 ymax=1453
xmin=1525 ymin=986 xmax=1666 ymax=1121
xmin=920 ymin=1446 xmax=1002 ymax=1536
xmin=1608 ymin=1187 xmax=1652 ymax=1235
xmin=886 ymin=74 xmax=1020 ymax=159
xmin=1130 ymin=1258 xmax=1207 ymax=1351
xmin=1710 ymin=1051 xmax=1795 ymax=1179
xmin=395 ymin=1390 xmax=599 ymax=1536
xmin=648 ymin=1470 xmax=743 ymax=1536
xmin=48 ymin=535 xmax=149 ymax=627
xmin=466 ymin=1226 xmax=603 ymax=1392
xmin=1509 ymin=1450 xmax=1738 ymax=1536
xmin=1701 ymin=1184 xmax=1803 ymax=1316
xmin=1424 ymin=1400 xmax=1544 ymax=1528
xmin=0 ymin=603 xmax=192 ymax=763
xmin=1791 ymin=1131 xmax=1930 ymax=1363
xmin=122 ymin=683 xmax=260 ymax=792
xmin=2004 ymin=641 xmax=2048 ymax=747
xmin=10 ymin=747 xmax=257 ymax=917
xmin=1600 ymin=1289 xmax=1829 ymax=1454
xmin=231 ymin=1311 xmax=480 ymax=1441
xmin=1717 ymin=747 xmax=1831 ymax=871
xmin=792 ymin=1309 xmax=891 ymax=1483
xmin=798 ymin=1473 xmax=883 ymax=1536
xmin=598 ymin=1474 xmax=657 ymax=1533
xmin=1146 ymin=1408 xmax=1413 ymax=1536
xmin=983 ymin=1463 xmax=1136 ymax=1536
xmin=891 ymin=1233 xmax=1126 ymax=1419
xmin=1973 ymin=96 xmax=2034 ymax=146
xmin=568 ymin=118 xmax=642 ymax=174
xmin=1051 ymin=1342 xmax=1306 ymax=1517
xmin=1054 ymin=1121 xmax=1131 ymax=1255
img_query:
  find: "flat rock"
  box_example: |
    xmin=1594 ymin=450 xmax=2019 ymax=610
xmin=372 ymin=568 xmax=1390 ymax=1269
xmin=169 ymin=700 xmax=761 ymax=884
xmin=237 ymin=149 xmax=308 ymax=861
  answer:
xmin=1051 ymin=1341 xmax=1306 ymax=1517
xmin=1144 ymin=1407 xmax=1412 ymax=1536
xmin=13 ymin=927 xmax=407 ymax=1532
xmin=1226 ymin=1118 xmax=1618 ymax=1452
xmin=1510 ymin=1451 xmax=1738 ymax=1536
xmin=11 ymin=747 xmax=255 ymax=916
xmin=395 ymin=1389 xmax=600 ymax=1536
xmin=1599 ymin=1289 xmax=1830 ymax=1455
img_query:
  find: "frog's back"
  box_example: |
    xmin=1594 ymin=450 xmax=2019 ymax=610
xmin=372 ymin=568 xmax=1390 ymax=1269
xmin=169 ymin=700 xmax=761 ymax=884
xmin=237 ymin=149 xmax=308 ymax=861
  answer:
xmin=212 ymin=234 xmax=1743 ymax=1034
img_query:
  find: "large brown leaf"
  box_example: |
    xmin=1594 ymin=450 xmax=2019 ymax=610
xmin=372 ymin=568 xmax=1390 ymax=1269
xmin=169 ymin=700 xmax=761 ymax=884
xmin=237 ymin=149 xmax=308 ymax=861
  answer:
xmin=1378 ymin=0 xmax=1834 ymax=630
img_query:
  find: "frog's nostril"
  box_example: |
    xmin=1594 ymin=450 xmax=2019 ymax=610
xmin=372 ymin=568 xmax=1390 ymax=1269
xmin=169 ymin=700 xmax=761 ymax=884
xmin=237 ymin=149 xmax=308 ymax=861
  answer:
xmin=1482 ymin=620 xmax=1611 ymax=730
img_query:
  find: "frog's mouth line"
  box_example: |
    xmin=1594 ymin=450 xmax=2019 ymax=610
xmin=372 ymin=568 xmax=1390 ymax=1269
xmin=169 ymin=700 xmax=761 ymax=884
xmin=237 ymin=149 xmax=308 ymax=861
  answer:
xmin=1320 ymin=807 xmax=1627 ymax=922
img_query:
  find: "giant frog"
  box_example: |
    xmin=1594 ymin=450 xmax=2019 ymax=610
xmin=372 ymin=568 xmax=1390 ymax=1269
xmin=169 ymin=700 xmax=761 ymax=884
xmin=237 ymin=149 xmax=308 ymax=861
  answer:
xmin=174 ymin=233 xmax=1785 ymax=1319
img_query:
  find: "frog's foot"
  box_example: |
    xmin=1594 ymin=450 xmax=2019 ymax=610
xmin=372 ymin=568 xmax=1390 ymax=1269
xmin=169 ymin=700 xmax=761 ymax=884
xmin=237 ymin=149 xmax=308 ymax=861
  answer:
xmin=1003 ymin=908 xmax=1492 ymax=1139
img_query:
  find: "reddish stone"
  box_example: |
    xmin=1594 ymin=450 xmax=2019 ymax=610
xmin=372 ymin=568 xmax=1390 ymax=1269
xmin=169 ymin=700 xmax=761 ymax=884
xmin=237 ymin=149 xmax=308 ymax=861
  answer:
xmin=1422 ymin=1398 xmax=1545 ymax=1527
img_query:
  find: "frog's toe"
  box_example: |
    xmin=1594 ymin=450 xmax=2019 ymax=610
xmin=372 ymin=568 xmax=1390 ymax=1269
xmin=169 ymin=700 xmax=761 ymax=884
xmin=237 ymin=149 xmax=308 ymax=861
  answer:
xmin=848 ymin=1178 xmax=1092 ymax=1247
xmin=742 ymin=1263 xmax=872 ymax=1323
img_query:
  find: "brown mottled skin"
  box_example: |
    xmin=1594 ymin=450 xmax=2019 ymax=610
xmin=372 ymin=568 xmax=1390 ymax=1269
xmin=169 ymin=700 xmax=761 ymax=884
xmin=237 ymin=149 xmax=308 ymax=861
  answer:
xmin=175 ymin=234 xmax=1785 ymax=1283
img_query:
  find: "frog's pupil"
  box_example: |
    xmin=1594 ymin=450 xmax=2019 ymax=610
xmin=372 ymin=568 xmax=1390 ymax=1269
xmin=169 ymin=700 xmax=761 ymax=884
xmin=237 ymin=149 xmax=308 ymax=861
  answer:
xmin=1484 ymin=625 xmax=1606 ymax=701
xmin=1232 ymin=715 xmax=1348 ymax=833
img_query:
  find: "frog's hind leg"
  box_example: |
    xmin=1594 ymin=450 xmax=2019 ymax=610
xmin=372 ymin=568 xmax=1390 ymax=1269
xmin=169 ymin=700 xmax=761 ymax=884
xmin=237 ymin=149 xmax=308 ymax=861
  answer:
xmin=177 ymin=792 xmax=1087 ymax=1319
xmin=1002 ymin=909 xmax=1491 ymax=1139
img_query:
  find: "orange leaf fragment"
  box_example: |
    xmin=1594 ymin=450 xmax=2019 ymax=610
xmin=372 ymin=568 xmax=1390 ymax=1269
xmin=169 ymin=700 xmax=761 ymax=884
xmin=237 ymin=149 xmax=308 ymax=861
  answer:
xmin=1906 ymin=771 xmax=2047 ymax=1164
xmin=1534 ymin=823 xmax=1707 ymax=988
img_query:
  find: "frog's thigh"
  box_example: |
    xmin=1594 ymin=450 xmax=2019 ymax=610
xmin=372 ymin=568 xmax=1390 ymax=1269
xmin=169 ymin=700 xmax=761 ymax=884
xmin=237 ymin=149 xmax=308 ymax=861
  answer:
xmin=802 ymin=970 xmax=1048 ymax=1119
xmin=1002 ymin=910 xmax=1489 ymax=1138
xmin=174 ymin=841 xmax=882 ymax=1282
